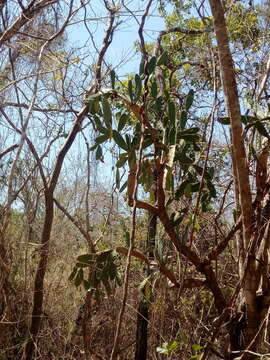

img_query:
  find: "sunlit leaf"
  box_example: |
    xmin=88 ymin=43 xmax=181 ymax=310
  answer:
xmin=139 ymin=56 xmax=145 ymax=75
xmin=146 ymin=56 xmax=157 ymax=74
xmin=116 ymin=153 xmax=128 ymax=168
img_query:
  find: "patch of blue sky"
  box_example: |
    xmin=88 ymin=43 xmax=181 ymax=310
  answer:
xmin=67 ymin=0 xmax=169 ymax=76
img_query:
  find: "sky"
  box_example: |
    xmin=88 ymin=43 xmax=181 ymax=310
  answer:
xmin=64 ymin=1 xmax=171 ymax=188
xmin=68 ymin=0 xmax=169 ymax=76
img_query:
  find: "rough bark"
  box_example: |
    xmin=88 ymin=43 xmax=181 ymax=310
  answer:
xmin=135 ymin=299 xmax=149 ymax=360
xmin=209 ymin=0 xmax=261 ymax=357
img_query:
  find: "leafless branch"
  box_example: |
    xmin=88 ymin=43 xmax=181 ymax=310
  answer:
xmin=0 ymin=144 xmax=19 ymax=160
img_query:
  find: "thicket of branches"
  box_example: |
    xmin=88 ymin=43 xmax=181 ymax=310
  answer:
xmin=1 ymin=1 xmax=270 ymax=359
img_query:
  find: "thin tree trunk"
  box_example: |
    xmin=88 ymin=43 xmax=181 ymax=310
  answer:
xmin=209 ymin=1 xmax=260 ymax=357
xmin=23 ymin=191 xmax=54 ymax=359
xmin=135 ymin=297 xmax=149 ymax=360
xmin=135 ymin=171 xmax=157 ymax=360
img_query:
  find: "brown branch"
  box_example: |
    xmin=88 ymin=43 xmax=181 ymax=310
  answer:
xmin=0 ymin=144 xmax=18 ymax=160
xmin=155 ymin=26 xmax=209 ymax=54
xmin=1 ymin=101 xmax=77 ymax=114
xmin=256 ymin=53 xmax=270 ymax=102
xmin=115 ymin=247 xmax=180 ymax=288
xmin=158 ymin=208 xmax=227 ymax=314
xmin=138 ymin=0 xmax=154 ymax=57
xmin=207 ymin=219 xmax=242 ymax=261
xmin=53 ymin=198 xmax=95 ymax=252
xmin=0 ymin=0 xmax=57 ymax=46
xmin=95 ymin=1 xmax=118 ymax=89
xmin=209 ymin=0 xmax=253 ymax=248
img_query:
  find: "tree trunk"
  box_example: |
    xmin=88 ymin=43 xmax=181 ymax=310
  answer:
xmin=209 ymin=0 xmax=262 ymax=358
xmin=135 ymin=170 xmax=157 ymax=360
xmin=23 ymin=191 xmax=54 ymax=360
xmin=135 ymin=298 xmax=149 ymax=360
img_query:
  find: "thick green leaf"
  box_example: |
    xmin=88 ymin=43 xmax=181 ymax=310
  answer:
xmin=128 ymin=79 xmax=133 ymax=102
xmin=88 ymin=100 xmax=100 ymax=115
xmin=112 ymin=130 xmax=128 ymax=151
xmin=74 ymin=268 xmax=84 ymax=287
xmin=134 ymin=74 xmax=142 ymax=102
xmin=89 ymin=143 xmax=98 ymax=151
xmin=146 ymin=56 xmax=157 ymax=75
xmin=77 ymin=254 xmax=95 ymax=264
xmin=118 ymin=113 xmax=129 ymax=132
xmin=119 ymin=180 xmax=127 ymax=192
xmin=180 ymin=111 xmax=187 ymax=129
xmin=110 ymin=70 xmax=115 ymax=89
xmin=151 ymin=80 xmax=158 ymax=98
xmin=116 ymin=168 xmax=120 ymax=189
xmin=175 ymin=151 xmax=194 ymax=164
xmin=154 ymin=97 xmax=163 ymax=114
xmin=94 ymin=115 xmax=108 ymax=134
xmin=116 ymin=153 xmax=128 ymax=168
xmin=102 ymin=97 xmax=112 ymax=128
xmin=139 ymin=57 xmax=145 ymax=75
xmin=218 ymin=115 xmax=258 ymax=125
xmin=175 ymin=180 xmax=190 ymax=199
xmin=169 ymin=127 xmax=176 ymax=145
xmin=168 ymin=101 xmax=176 ymax=124
xmin=217 ymin=117 xmax=230 ymax=125
xmin=207 ymin=181 xmax=217 ymax=198
xmin=83 ymin=280 xmax=91 ymax=290
xmin=97 ymin=249 xmax=113 ymax=263
xmin=185 ymin=89 xmax=194 ymax=111
xmin=157 ymin=51 xmax=168 ymax=66
xmin=84 ymin=93 xmax=101 ymax=104
xmin=241 ymin=115 xmax=257 ymax=124
xmin=184 ymin=183 xmax=192 ymax=197
xmin=69 ymin=267 xmax=77 ymax=281
xmin=253 ymin=121 xmax=269 ymax=138
xmin=125 ymin=134 xmax=131 ymax=149
xmin=96 ymin=145 xmax=103 ymax=161
xmin=179 ymin=134 xmax=200 ymax=142
xmin=191 ymin=182 xmax=200 ymax=192
xmin=95 ymin=133 xmax=109 ymax=145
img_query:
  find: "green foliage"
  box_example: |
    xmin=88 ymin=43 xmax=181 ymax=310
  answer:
xmin=217 ymin=115 xmax=270 ymax=138
xmin=84 ymin=49 xmax=217 ymax=214
xmin=191 ymin=344 xmax=205 ymax=359
xmin=156 ymin=340 xmax=179 ymax=354
xmin=69 ymin=249 xmax=122 ymax=297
